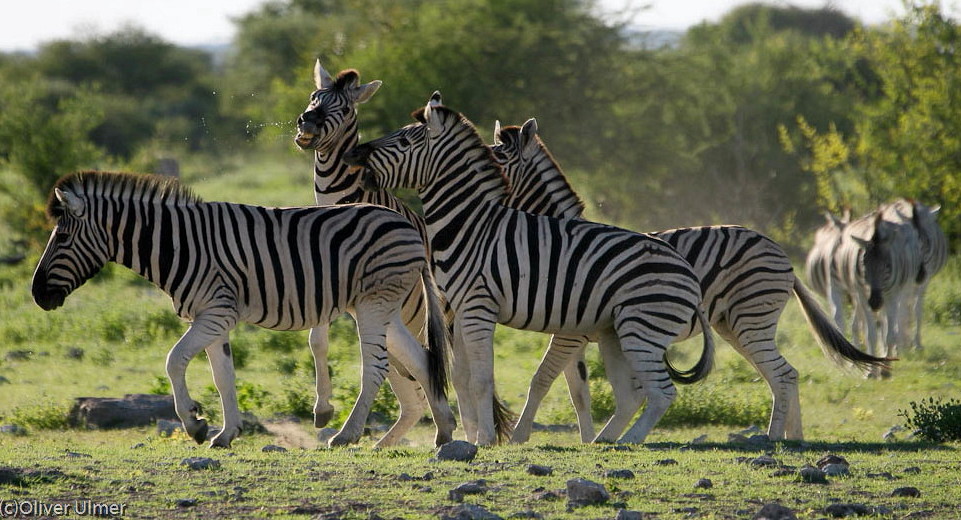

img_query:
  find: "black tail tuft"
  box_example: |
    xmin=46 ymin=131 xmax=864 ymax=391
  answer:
xmin=492 ymin=391 xmax=517 ymax=444
xmin=793 ymin=277 xmax=895 ymax=372
xmin=422 ymin=265 xmax=450 ymax=399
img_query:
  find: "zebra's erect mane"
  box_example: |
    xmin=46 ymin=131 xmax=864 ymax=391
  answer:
xmin=497 ymin=124 xmax=586 ymax=216
xmin=333 ymin=69 xmax=360 ymax=91
xmin=47 ymin=171 xmax=202 ymax=219
xmin=411 ymin=104 xmax=511 ymax=194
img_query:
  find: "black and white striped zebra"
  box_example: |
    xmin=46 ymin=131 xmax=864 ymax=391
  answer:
xmin=805 ymin=210 xmax=849 ymax=329
xmin=880 ymin=198 xmax=947 ymax=351
xmin=819 ymin=208 xmax=922 ymax=370
xmin=294 ymin=61 xmax=514 ymax=444
xmin=491 ymin=118 xmax=891 ymax=442
xmin=346 ymin=93 xmax=716 ymax=445
xmin=31 ymin=171 xmax=455 ymax=447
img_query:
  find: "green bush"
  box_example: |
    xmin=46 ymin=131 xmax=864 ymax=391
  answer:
xmin=899 ymin=397 xmax=961 ymax=443
xmin=10 ymin=401 xmax=71 ymax=431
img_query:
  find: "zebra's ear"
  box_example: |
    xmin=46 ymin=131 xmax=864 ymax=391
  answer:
xmin=519 ymin=118 xmax=539 ymax=158
xmin=55 ymin=188 xmax=84 ymax=216
xmin=314 ymin=59 xmax=335 ymax=89
xmin=493 ymin=120 xmax=502 ymax=145
xmin=352 ymin=80 xmax=382 ymax=104
xmin=929 ymin=204 xmax=941 ymax=215
xmin=424 ymin=92 xmax=444 ymax=138
xmin=851 ymin=235 xmax=871 ymax=249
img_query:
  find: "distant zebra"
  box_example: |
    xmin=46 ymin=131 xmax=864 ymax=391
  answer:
xmin=880 ymin=198 xmax=947 ymax=350
xmin=823 ymin=208 xmax=922 ymax=369
xmin=491 ymin=118 xmax=891 ymax=442
xmin=31 ymin=171 xmax=455 ymax=448
xmin=346 ymin=93 xmax=715 ymax=445
xmin=805 ymin=210 xmax=849 ymax=329
xmin=294 ymin=61 xmax=514 ymax=444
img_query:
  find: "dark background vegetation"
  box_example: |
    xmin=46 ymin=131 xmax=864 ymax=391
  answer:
xmin=2 ymin=0 xmax=959 ymax=255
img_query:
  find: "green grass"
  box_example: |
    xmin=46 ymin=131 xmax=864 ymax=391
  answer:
xmin=3 ymin=146 xmax=961 ymax=517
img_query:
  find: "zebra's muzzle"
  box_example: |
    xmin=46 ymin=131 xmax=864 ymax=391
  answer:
xmin=868 ymin=289 xmax=883 ymax=311
xmin=32 ymin=282 xmax=66 ymax=311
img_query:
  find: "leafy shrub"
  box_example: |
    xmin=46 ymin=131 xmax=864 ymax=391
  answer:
xmin=261 ymin=331 xmax=305 ymax=354
xmin=236 ymin=380 xmax=271 ymax=412
xmin=274 ymin=357 xmax=298 ymax=375
xmin=148 ymin=375 xmax=171 ymax=395
xmin=10 ymin=401 xmax=71 ymax=430
xmin=659 ymin=383 xmax=770 ymax=428
xmin=91 ymin=348 xmax=115 ymax=367
xmin=900 ymin=397 xmax=961 ymax=443
xmin=274 ymin=388 xmax=314 ymax=420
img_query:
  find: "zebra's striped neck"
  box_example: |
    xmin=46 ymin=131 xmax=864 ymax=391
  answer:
xmin=311 ymin=118 xmax=367 ymax=205
xmin=503 ymin=143 xmax=585 ymax=219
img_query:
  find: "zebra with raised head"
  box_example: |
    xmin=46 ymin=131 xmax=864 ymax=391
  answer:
xmin=294 ymin=61 xmax=514 ymax=444
xmin=491 ymin=118 xmax=891 ymax=443
xmin=880 ymin=198 xmax=947 ymax=351
xmin=346 ymin=93 xmax=716 ymax=445
xmin=31 ymin=171 xmax=456 ymax=448
xmin=829 ymin=209 xmax=921 ymax=370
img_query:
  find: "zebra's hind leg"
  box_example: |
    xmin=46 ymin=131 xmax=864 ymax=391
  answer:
xmin=593 ymin=332 xmax=646 ymax=443
xmin=512 ymin=334 xmax=589 ymax=444
xmin=450 ymin=319 xmax=478 ymax=443
xmin=375 ymin=360 xmax=428 ymax=448
xmin=717 ymin=321 xmax=801 ymax=441
xmin=165 ymin=318 xmax=233 ymax=445
xmin=383 ymin=318 xmax=456 ymax=447
xmin=459 ymin=309 xmax=499 ymax=446
xmin=308 ymin=324 xmax=335 ymax=428
xmin=206 ymin=340 xmax=242 ymax=448
xmin=328 ymin=307 xmax=392 ymax=447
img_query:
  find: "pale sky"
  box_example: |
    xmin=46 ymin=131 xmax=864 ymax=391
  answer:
xmin=0 ymin=0 xmax=952 ymax=53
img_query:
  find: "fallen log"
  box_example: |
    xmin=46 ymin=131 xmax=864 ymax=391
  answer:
xmin=69 ymin=394 xmax=179 ymax=429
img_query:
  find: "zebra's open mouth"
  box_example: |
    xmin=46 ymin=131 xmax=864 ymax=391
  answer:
xmin=294 ymin=132 xmax=317 ymax=150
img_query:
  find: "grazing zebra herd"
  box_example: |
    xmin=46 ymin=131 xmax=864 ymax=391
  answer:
xmin=31 ymin=60 xmax=942 ymax=449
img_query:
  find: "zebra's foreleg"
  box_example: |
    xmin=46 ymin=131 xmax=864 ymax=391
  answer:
xmin=328 ymin=309 xmax=391 ymax=447
xmin=450 ymin=318 xmax=478 ymax=443
xmin=594 ymin=333 xmax=646 ymax=443
xmin=206 ymin=340 xmax=242 ymax=448
xmin=166 ymin=318 xmax=233 ymax=444
xmin=512 ymin=334 xmax=589 ymax=444
xmin=460 ymin=311 xmax=499 ymax=445
xmin=383 ymin=318 xmax=456 ymax=447
xmin=308 ymin=324 xmax=335 ymax=428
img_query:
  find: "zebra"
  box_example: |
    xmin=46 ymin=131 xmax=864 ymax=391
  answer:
xmin=31 ymin=171 xmax=456 ymax=448
xmin=880 ymin=198 xmax=947 ymax=351
xmin=805 ymin=210 xmax=849 ymax=330
xmin=294 ymin=60 xmax=514 ymax=444
xmin=345 ymin=93 xmax=716 ymax=445
xmin=828 ymin=208 xmax=922 ymax=371
xmin=490 ymin=118 xmax=891 ymax=442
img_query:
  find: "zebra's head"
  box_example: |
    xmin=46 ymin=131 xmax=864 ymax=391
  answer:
xmin=851 ymin=213 xmax=900 ymax=312
xmin=294 ymin=60 xmax=381 ymax=154
xmin=491 ymin=118 xmax=540 ymax=183
xmin=347 ymin=92 xmax=504 ymax=195
xmin=32 ymin=178 xmax=110 ymax=311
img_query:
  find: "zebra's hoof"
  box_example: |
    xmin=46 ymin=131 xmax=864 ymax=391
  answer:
xmin=314 ymin=409 xmax=334 ymax=428
xmin=191 ymin=421 xmax=209 ymax=444
xmin=327 ymin=432 xmax=356 ymax=447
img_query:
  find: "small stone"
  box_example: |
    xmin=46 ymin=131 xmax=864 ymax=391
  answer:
xmin=261 ymin=444 xmax=287 ymax=453
xmin=566 ymin=478 xmax=609 ymax=507
xmin=436 ymin=440 xmax=478 ymax=462
xmin=816 ymin=454 xmax=849 ymax=470
xmin=439 ymin=503 xmax=503 ymax=520
xmin=694 ymin=478 xmax=713 ymax=489
xmin=903 ymin=466 xmax=922 ymax=474
xmin=130 ymin=443 xmax=146 ymax=450
xmin=892 ymin=486 xmax=921 ymax=498
xmin=690 ymin=434 xmax=709 ymax=445
xmin=822 ymin=463 xmax=850 ymax=477
xmin=156 ymin=419 xmax=183 ymax=436
xmin=509 ymin=510 xmax=543 ymax=519
xmin=448 ymin=480 xmax=488 ymax=502
xmin=317 ymin=427 xmax=339 ymax=443
xmin=615 ymin=510 xmax=645 ymax=520
xmin=180 ymin=457 xmax=220 ymax=470
xmin=604 ymin=469 xmax=635 ymax=479
xmin=798 ymin=465 xmax=827 ymax=484
xmin=753 ymin=503 xmax=798 ymax=520
xmin=65 ymin=451 xmax=91 ymax=458
xmin=823 ymin=503 xmax=873 ymax=517
xmin=65 ymin=347 xmax=85 ymax=360
xmin=0 ymin=375 xmax=11 ymax=384
xmin=751 ymin=455 xmax=779 ymax=467
xmin=532 ymin=489 xmax=562 ymax=501
xmin=175 ymin=498 xmax=197 ymax=508
xmin=526 ymin=464 xmax=552 ymax=476
xmin=654 ymin=458 xmax=678 ymax=466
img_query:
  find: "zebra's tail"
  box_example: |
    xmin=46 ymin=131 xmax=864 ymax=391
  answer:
xmin=666 ymin=304 xmax=715 ymax=384
xmin=421 ymin=264 xmax=450 ymax=399
xmin=493 ymin=391 xmax=517 ymax=444
xmin=792 ymin=276 xmax=896 ymax=371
